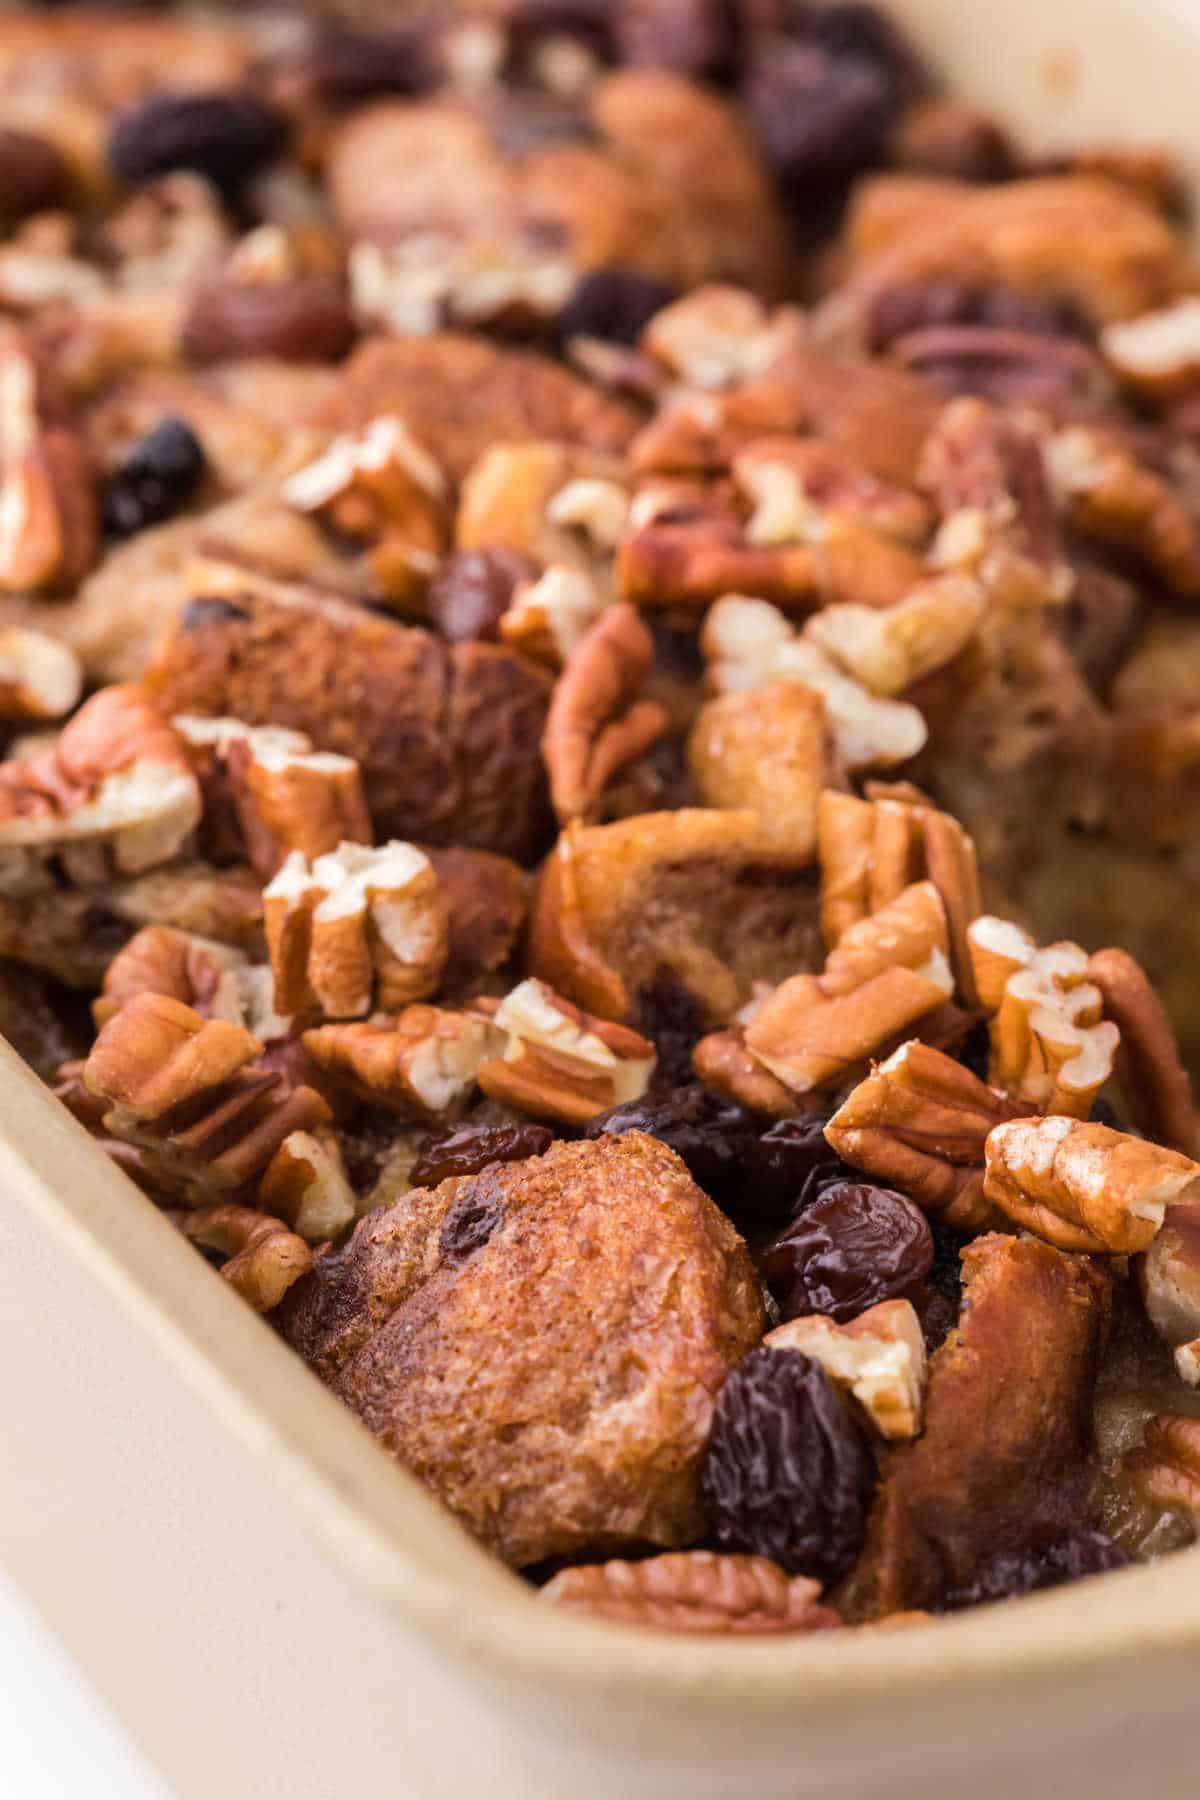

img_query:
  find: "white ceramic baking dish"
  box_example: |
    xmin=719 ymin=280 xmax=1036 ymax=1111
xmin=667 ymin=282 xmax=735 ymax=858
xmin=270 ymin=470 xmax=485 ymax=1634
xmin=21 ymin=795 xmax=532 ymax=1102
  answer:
xmin=6 ymin=4 xmax=1200 ymax=1796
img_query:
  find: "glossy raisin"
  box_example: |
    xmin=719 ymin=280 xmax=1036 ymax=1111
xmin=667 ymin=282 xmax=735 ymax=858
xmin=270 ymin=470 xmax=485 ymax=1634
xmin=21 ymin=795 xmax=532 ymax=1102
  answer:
xmin=635 ymin=972 xmax=709 ymax=1088
xmin=942 ymin=1531 xmax=1132 ymax=1611
xmin=557 ymin=267 xmax=677 ymax=347
xmin=426 ymin=548 xmax=538 ymax=644
xmin=751 ymin=1116 xmax=847 ymax=1214
xmin=412 ymin=1120 xmax=553 ymax=1189
xmin=102 ymin=416 xmax=205 ymax=538
xmin=585 ymin=1083 xmax=757 ymax=1200
xmin=701 ymin=1348 xmax=876 ymax=1582
xmin=763 ymin=1182 xmax=933 ymax=1324
xmin=109 ymin=88 xmax=288 ymax=194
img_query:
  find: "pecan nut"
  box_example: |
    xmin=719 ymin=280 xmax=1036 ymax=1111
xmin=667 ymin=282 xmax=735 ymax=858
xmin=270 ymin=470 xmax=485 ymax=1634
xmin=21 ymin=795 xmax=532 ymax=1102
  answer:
xmin=259 ymin=1128 xmax=357 ymax=1245
xmin=765 ymin=1299 xmax=928 ymax=1442
xmin=1045 ymin=424 xmax=1200 ymax=600
xmin=474 ymin=977 xmax=656 ymax=1126
xmin=303 ymin=1005 xmax=502 ymax=1123
xmin=541 ymin=603 xmax=670 ymax=825
xmin=825 ymin=1039 xmax=1020 ymax=1233
xmin=687 ymin=681 xmax=833 ymax=857
xmin=1122 ymin=1415 xmax=1200 ymax=1524
xmin=1088 ymin=947 xmax=1200 ymax=1159
xmin=170 ymin=1202 xmax=313 ymax=1314
xmin=983 ymin=1115 xmax=1199 ymax=1253
xmin=541 ymin=1551 xmax=839 ymax=1635
xmin=263 ymin=842 xmax=448 ymax=1021
xmin=0 ymin=628 xmax=82 ymax=721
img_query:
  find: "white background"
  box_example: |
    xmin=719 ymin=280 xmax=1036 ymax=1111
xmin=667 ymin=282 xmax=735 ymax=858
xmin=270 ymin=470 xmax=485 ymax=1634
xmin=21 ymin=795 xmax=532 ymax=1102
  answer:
xmin=0 ymin=1569 xmax=169 ymax=1799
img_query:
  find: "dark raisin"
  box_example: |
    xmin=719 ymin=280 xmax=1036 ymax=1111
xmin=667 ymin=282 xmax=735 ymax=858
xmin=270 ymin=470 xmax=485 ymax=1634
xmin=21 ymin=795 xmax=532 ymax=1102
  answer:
xmin=339 ymin=1105 xmax=423 ymax=1200
xmin=412 ymin=1120 xmax=553 ymax=1188
xmin=0 ymin=128 xmax=70 ymax=219
xmin=750 ymin=1116 xmax=847 ymax=1215
xmin=956 ymin=1018 xmax=992 ymax=1084
xmin=506 ymin=0 xmax=618 ymax=67
xmin=195 ymin=1243 xmax=229 ymax=1270
xmin=427 ymin=548 xmax=538 ymax=643
xmin=585 ymin=1082 xmax=757 ymax=1202
xmin=438 ymin=1170 xmax=508 ymax=1262
xmin=635 ymin=971 xmax=709 ymax=1088
xmin=557 ymin=267 xmax=677 ymax=347
xmin=108 ymin=88 xmax=289 ymax=195
xmin=803 ymin=4 xmax=930 ymax=104
xmin=942 ymin=1531 xmax=1132 ymax=1611
xmin=181 ymin=274 xmax=355 ymax=365
xmin=102 ymin=416 xmax=206 ymax=538
xmin=614 ymin=0 xmax=745 ymax=82
xmin=701 ymin=1347 xmax=876 ymax=1582
xmin=743 ymin=40 xmax=897 ymax=194
xmin=302 ymin=24 xmax=436 ymax=102
xmin=764 ymin=1181 xmax=933 ymax=1323
xmin=182 ymin=597 xmax=249 ymax=630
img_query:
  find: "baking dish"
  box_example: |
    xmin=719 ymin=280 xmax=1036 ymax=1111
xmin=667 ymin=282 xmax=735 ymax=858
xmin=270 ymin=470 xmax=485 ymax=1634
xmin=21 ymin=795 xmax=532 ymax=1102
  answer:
xmin=5 ymin=3 xmax=1200 ymax=1796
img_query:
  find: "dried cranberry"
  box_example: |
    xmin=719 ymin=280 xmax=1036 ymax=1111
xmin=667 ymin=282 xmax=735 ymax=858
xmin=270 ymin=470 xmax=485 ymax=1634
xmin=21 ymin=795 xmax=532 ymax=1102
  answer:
xmin=109 ymin=88 xmax=288 ymax=195
xmin=635 ymin=972 xmax=709 ymax=1088
xmin=412 ymin=1120 xmax=553 ymax=1188
xmin=585 ymin=1084 xmax=758 ymax=1205
xmin=702 ymin=1347 xmax=876 ymax=1582
xmin=557 ymin=267 xmax=677 ymax=347
xmin=427 ymin=548 xmax=537 ymax=643
xmin=764 ymin=1182 xmax=933 ymax=1323
xmin=102 ymin=416 xmax=205 ymax=538
xmin=942 ymin=1531 xmax=1132 ymax=1611
xmin=743 ymin=39 xmax=897 ymax=194
xmin=439 ymin=1170 xmax=509 ymax=1263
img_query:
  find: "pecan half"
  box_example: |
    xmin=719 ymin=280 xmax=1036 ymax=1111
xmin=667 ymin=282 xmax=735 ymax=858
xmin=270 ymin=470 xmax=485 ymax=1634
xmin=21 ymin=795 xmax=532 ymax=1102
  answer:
xmin=690 ymin=1026 xmax=799 ymax=1119
xmin=1088 ymin=947 xmax=1200 ymax=1159
xmin=984 ymin=1116 xmax=1198 ymax=1254
xmin=0 ymin=341 xmax=97 ymax=596
xmin=263 ymin=841 xmax=448 ymax=1020
xmin=1122 ymin=1415 xmax=1200 ymax=1524
xmin=474 ymin=977 xmax=655 ymax=1126
xmin=93 ymin=924 xmax=275 ymax=1034
xmin=541 ymin=1551 xmax=839 ymax=1636
xmin=825 ymin=1040 xmax=1020 ymax=1232
xmin=1139 ymin=1204 xmax=1200 ymax=1381
xmin=170 ymin=1202 xmax=313 ymax=1314
xmin=0 ymin=685 xmax=201 ymax=891
xmin=766 ymin=1300 xmax=928 ymax=1441
xmin=1045 ymin=425 xmax=1200 ymax=600
xmin=303 ymin=1005 xmax=502 ymax=1123
xmin=541 ymin=603 xmax=670 ymax=825
xmin=743 ymin=882 xmax=953 ymax=1097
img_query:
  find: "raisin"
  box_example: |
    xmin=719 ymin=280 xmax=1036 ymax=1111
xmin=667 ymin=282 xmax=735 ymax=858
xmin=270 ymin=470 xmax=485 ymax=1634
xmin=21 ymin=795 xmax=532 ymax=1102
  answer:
xmin=635 ymin=971 xmax=709 ymax=1088
xmin=181 ymin=274 xmax=355 ymax=365
xmin=743 ymin=40 xmax=897 ymax=194
xmin=614 ymin=0 xmax=746 ymax=82
xmin=303 ymin=24 xmax=436 ymax=102
xmin=557 ymin=267 xmax=677 ymax=347
xmin=585 ymin=1083 xmax=757 ymax=1202
xmin=942 ymin=1531 xmax=1132 ymax=1611
xmin=702 ymin=1348 xmax=876 ymax=1582
xmin=412 ymin=1120 xmax=553 ymax=1188
xmin=751 ymin=1116 xmax=847 ymax=1215
xmin=109 ymin=88 xmax=289 ymax=195
xmin=803 ymin=4 xmax=930 ymax=104
xmin=763 ymin=1182 xmax=933 ymax=1324
xmin=955 ymin=1018 xmax=992 ymax=1084
xmin=102 ymin=416 xmax=206 ymax=538
xmin=427 ymin=548 xmax=538 ymax=644
xmin=439 ymin=1173 xmax=509 ymax=1264
xmin=507 ymin=0 xmax=618 ymax=67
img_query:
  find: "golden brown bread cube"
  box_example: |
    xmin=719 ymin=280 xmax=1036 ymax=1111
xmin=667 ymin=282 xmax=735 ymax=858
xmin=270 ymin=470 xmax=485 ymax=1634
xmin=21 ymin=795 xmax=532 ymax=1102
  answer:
xmin=143 ymin=585 xmax=554 ymax=862
xmin=839 ymin=1234 xmax=1112 ymax=1619
xmin=278 ymin=1132 xmax=764 ymax=1566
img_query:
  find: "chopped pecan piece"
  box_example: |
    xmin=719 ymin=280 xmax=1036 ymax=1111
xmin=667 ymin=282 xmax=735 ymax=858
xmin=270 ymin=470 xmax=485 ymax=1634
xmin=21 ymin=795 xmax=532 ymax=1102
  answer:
xmin=766 ymin=1300 xmax=927 ymax=1442
xmin=969 ymin=918 xmax=1120 ymax=1117
xmin=732 ymin=437 xmax=932 ymax=548
xmin=825 ymin=1040 xmax=1020 ymax=1233
xmin=805 ymin=574 xmax=986 ymax=699
xmin=0 ymin=684 xmax=200 ymax=891
xmin=281 ymin=414 xmax=448 ymax=607
xmin=1088 ymin=948 xmax=1200 ymax=1159
xmin=84 ymin=992 xmax=329 ymax=1205
xmin=0 ymin=340 xmax=97 ymax=595
xmin=0 ymin=628 xmax=82 ymax=721
xmin=541 ymin=1551 xmax=839 ymax=1636
xmin=641 ymin=286 xmax=807 ymax=390
xmin=1101 ymin=297 xmax=1200 ymax=400
xmin=541 ymin=603 xmax=671 ymax=825
xmin=170 ymin=1202 xmax=313 ymax=1314
xmin=700 ymin=596 xmax=928 ymax=773
xmin=743 ymin=882 xmax=954 ymax=1097
xmin=690 ymin=1026 xmax=799 ymax=1120
xmin=1139 ymin=1204 xmax=1200 ymax=1381
xmin=984 ymin=1116 xmax=1198 ymax=1254
xmin=839 ymin=1233 xmax=1112 ymax=1619
xmin=93 ymin=924 xmax=276 ymax=1034
xmin=474 ymin=977 xmax=655 ymax=1126
xmin=263 ymin=841 xmax=448 ymax=1020
xmin=687 ymin=682 xmax=833 ymax=857
xmin=277 ymin=1132 xmax=764 ymax=1566
xmin=1045 ymin=425 xmax=1200 ymax=600
xmin=1122 ymin=1415 xmax=1200 ymax=1524
xmin=817 ymin=788 xmax=981 ymax=1003
xmin=499 ymin=566 xmax=607 ymax=670
xmin=457 ymin=441 xmax=629 ymax=580
xmin=303 ymin=1005 xmax=501 ymax=1123
xmin=530 ymin=808 xmax=823 ymax=1028
xmin=176 ymin=714 xmax=372 ymax=881
xmin=259 ymin=1128 xmax=356 ymax=1245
